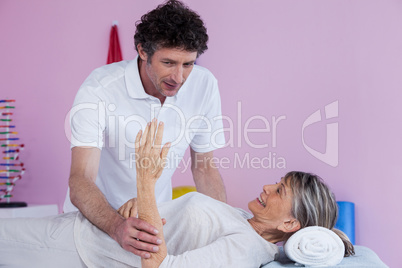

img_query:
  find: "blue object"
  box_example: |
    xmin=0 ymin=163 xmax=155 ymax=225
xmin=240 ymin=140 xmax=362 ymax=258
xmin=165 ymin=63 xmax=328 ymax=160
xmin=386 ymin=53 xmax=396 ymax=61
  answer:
xmin=335 ymin=201 xmax=355 ymax=245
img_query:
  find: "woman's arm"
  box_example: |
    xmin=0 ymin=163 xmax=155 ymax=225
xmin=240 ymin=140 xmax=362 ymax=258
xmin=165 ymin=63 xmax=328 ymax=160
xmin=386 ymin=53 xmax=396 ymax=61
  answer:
xmin=135 ymin=119 xmax=170 ymax=268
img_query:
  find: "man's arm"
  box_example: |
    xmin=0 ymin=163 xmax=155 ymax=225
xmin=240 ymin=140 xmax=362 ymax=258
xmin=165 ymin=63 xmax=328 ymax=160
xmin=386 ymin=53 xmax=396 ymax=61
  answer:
xmin=68 ymin=147 xmax=161 ymax=258
xmin=190 ymin=148 xmax=226 ymax=203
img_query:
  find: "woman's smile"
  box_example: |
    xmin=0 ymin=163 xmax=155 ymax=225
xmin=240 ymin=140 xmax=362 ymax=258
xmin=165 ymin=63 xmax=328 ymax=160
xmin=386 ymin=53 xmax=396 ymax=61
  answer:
xmin=257 ymin=195 xmax=266 ymax=207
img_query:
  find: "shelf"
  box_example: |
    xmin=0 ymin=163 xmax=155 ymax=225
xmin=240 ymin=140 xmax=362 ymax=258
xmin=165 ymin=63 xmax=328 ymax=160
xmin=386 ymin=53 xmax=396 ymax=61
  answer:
xmin=0 ymin=204 xmax=58 ymax=218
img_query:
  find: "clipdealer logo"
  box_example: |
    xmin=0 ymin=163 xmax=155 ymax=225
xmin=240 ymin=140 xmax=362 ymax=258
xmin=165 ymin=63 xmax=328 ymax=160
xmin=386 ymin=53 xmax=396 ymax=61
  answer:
xmin=302 ymin=101 xmax=339 ymax=167
xmin=64 ymin=100 xmax=339 ymax=170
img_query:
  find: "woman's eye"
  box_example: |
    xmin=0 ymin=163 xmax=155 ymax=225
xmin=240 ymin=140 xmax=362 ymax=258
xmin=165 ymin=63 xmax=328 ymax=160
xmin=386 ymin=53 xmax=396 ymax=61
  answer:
xmin=277 ymin=188 xmax=280 ymax=194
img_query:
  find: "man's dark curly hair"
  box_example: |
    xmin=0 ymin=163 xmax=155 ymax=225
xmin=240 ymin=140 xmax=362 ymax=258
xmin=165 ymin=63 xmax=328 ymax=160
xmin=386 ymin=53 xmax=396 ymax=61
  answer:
xmin=134 ymin=0 xmax=208 ymax=60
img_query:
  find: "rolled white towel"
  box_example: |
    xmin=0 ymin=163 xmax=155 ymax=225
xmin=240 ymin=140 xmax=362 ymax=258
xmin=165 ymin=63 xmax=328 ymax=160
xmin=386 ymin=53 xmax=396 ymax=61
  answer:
xmin=284 ymin=226 xmax=345 ymax=267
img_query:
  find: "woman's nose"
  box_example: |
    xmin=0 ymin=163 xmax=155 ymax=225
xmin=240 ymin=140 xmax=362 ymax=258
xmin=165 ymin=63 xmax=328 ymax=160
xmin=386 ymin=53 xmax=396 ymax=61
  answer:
xmin=263 ymin=184 xmax=271 ymax=193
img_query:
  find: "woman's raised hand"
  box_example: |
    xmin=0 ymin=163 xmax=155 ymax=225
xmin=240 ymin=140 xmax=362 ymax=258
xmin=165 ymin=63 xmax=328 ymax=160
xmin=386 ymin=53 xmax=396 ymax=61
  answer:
xmin=135 ymin=119 xmax=170 ymax=183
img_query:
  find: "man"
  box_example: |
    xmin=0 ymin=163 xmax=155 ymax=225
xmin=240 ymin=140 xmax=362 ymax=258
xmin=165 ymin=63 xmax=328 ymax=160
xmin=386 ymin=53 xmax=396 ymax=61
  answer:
xmin=63 ymin=0 xmax=226 ymax=259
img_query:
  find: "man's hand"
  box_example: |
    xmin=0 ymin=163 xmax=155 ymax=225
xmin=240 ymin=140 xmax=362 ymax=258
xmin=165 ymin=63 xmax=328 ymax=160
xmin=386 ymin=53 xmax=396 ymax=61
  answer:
xmin=118 ymin=198 xmax=167 ymax=224
xmin=118 ymin=198 xmax=138 ymax=219
xmin=116 ymin=197 xmax=167 ymax=258
xmin=111 ymin=216 xmax=163 ymax=259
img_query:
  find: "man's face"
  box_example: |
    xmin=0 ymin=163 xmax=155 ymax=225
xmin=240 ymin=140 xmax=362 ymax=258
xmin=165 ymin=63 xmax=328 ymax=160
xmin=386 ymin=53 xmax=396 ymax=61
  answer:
xmin=139 ymin=46 xmax=197 ymax=98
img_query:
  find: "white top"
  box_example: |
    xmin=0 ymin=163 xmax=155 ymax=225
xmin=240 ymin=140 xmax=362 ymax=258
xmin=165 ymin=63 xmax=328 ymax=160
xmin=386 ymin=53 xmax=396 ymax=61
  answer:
xmin=74 ymin=192 xmax=279 ymax=267
xmin=64 ymin=58 xmax=225 ymax=212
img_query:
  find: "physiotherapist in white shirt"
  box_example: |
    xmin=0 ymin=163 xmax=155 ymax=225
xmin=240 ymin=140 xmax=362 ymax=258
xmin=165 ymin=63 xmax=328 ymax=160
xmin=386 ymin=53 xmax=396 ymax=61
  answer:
xmin=63 ymin=0 xmax=226 ymax=260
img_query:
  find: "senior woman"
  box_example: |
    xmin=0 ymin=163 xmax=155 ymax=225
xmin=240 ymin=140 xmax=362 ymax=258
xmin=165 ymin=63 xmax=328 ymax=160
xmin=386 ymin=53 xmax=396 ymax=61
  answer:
xmin=0 ymin=120 xmax=353 ymax=268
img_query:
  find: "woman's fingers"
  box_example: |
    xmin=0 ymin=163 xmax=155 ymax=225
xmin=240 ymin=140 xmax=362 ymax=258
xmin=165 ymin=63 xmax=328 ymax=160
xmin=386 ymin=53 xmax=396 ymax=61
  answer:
xmin=160 ymin=142 xmax=171 ymax=160
xmin=144 ymin=119 xmax=161 ymax=152
xmin=138 ymin=119 xmax=165 ymax=152
xmin=136 ymin=119 xmax=170 ymax=179
xmin=154 ymin=143 xmax=170 ymax=178
xmin=134 ymin=130 xmax=142 ymax=154
xmin=140 ymin=122 xmax=150 ymax=147
xmin=149 ymin=119 xmax=157 ymax=148
xmin=143 ymin=120 xmax=155 ymax=152
xmin=154 ymin=121 xmax=164 ymax=150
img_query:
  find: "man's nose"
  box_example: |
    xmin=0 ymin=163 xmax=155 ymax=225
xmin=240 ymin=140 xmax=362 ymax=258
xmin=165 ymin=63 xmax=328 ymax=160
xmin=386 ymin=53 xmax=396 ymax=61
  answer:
xmin=171 ymin=66 xmax=184 ymax=84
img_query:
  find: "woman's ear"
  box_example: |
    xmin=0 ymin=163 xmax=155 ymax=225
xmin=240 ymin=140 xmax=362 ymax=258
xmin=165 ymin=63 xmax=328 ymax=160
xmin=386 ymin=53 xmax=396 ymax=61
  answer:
xmin=278 ymin=218 xmax=301 ymax=233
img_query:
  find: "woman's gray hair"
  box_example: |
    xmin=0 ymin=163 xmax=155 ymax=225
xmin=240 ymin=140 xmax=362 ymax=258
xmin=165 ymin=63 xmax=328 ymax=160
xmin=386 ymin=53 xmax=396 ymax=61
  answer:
xmin=284 ymin=171 xmax=355 ymax=257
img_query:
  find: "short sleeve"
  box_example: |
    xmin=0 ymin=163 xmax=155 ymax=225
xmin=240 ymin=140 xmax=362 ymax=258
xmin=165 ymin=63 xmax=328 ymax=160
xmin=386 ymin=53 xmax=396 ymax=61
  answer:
xmin=190 ymin=79 xmax=225 ymax=153
xmin=69 ymin=82 xmax=106 ymax=149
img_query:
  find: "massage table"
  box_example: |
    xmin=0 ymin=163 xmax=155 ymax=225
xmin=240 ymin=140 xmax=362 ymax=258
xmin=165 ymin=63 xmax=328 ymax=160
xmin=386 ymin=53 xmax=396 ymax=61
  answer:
xmin=262 ymin=245 xmax=388 ymax=267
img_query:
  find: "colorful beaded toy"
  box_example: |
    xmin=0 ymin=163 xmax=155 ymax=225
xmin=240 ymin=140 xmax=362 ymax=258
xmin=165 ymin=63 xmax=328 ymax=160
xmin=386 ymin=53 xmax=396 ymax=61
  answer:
xmin=0 ymin=100 xmax=27 ymax=207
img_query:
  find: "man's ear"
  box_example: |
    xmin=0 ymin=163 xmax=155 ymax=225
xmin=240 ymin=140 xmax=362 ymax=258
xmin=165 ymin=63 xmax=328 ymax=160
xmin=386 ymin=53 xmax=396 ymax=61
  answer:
xmin=278 ymin=218 xmax=301 ymax=233
xmin=137 ymin=44 xmax=148 ymax=62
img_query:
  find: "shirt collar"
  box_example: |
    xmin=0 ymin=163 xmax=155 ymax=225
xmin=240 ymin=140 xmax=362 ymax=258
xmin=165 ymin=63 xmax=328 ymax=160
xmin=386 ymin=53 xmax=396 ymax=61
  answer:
xmin=125 ymin=56 xmax=149 ymax=99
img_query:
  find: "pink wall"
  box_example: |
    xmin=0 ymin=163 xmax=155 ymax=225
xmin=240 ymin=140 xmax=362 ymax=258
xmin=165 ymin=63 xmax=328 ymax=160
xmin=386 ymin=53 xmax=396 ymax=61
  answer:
xmin=1 ymin=0 xmax=400 ymax=266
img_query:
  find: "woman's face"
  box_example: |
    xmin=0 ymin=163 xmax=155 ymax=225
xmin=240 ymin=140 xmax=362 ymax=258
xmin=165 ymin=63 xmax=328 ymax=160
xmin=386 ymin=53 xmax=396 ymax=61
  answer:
xmin=248 ymin=177 xmax=294 ymax=227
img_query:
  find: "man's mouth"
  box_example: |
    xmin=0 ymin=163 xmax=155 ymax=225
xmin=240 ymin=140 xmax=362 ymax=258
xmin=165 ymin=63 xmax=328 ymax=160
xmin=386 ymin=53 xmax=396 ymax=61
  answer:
xmin=257 ymin=196 xmax=266 ymax=207
xmin=164 ymin=81 xmax=180 ymax=90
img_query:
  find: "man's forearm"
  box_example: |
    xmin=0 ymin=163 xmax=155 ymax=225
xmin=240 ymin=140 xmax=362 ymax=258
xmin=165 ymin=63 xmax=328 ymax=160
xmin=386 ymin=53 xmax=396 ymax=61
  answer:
xmin=192 ymin=164 xmax=227 ymax=203
xmin=190 ymin=150 xmax=226 ymax=202
xmin=69 ymin=175 xmax=124 ymax=238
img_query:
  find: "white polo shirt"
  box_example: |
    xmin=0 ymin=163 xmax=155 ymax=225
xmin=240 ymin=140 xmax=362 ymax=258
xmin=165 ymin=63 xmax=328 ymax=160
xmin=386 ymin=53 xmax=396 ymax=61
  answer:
xmin=63 ymin=57 xmax=225 ymax=212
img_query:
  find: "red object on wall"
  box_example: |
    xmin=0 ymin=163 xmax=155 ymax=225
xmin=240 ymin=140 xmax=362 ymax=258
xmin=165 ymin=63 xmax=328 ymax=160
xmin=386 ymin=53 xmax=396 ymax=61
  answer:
xmin=107 ymin=25 xmax=123 ymax=64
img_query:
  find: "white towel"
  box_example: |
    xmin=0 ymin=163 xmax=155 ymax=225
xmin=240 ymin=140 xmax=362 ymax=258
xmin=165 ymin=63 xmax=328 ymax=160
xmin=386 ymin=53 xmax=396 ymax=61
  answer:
xmin=284 ymin=226 xmax=345 ymax=267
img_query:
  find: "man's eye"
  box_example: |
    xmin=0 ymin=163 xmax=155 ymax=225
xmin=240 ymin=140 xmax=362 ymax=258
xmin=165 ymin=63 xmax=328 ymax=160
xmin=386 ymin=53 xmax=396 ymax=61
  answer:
xmin=277 ymin=188 xmax=280 ymax=194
